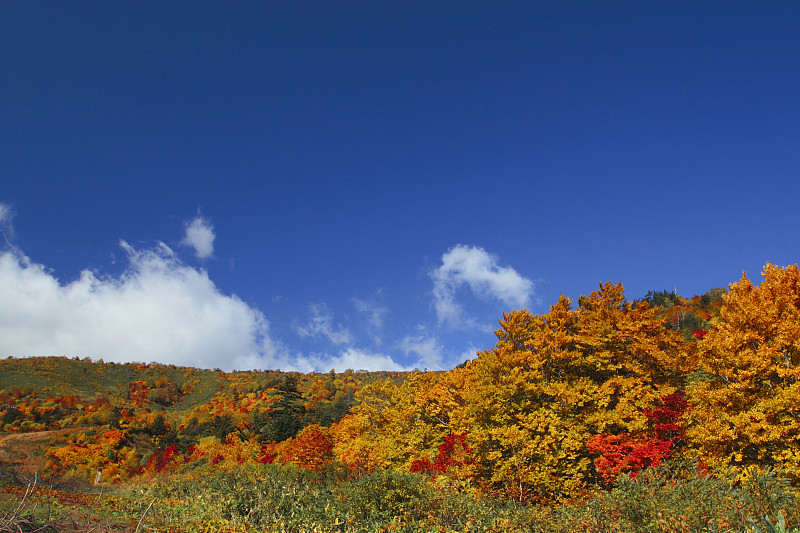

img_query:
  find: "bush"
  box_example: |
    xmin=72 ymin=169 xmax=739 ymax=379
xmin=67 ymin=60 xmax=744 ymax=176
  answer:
xmin=341 ymin=468 xmax=432 ymax=522
xmin=581 ymin=460 xmax=799 ymax=533
xmin=133 ymin=459 xmax=800 ymax=533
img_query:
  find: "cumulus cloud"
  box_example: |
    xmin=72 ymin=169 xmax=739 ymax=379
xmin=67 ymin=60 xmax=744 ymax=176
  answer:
xmin=398 ymin=334 xmax=445 ymax=370
xmin=352 ymin=292 xmax=389 ymax=346
xmin=0 ymin=241 xmax=287 ymax=371
xmin=295 ymin=303 xmax=353 ymax=346
xmin=432 ymin=245 xmax=534 ymax=329
xmin=181 ymin=216 xmax=215 ymax=259
xmin=1 ymin=214 xmax=520 ymax=373
xmin=0 ymin=203 xmax=15 ymax=241
xmin=294 ymin=347 xmax=407 ymax=373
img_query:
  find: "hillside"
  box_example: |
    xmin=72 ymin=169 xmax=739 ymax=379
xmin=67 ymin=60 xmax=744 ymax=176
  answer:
xmin=1 ymin=267 xmax=798 ymax=509
xmin=0 ymin=282 xmax=727 ymax=487
xmin=0 ymin=356 xmax=411 ymax=481
xmin=3 ymin=267 xmax=800 ymax=532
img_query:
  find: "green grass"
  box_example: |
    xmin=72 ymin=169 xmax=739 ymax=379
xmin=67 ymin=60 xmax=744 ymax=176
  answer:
xmin=2 ymin=459 xmax=799 ymax=532
xmin=102 ymin=460 xmax=800 ymax=533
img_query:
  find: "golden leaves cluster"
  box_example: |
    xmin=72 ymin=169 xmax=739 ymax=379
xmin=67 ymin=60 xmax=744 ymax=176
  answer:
xmin=688 ymin=264 xmax=800 ymax=476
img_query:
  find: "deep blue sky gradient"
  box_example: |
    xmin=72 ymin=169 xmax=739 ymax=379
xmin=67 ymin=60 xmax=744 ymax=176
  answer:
xmin=2 ymin=2 xmax=799 ymax=369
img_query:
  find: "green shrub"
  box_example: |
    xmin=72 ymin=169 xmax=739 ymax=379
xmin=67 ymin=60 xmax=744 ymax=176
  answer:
xmin=593 ymin=460 xmax=799 ymax=533
xmin=130 ymin=459 xmax=799 ymax=533
xmin=341 ymin=468 xmax=432 ymax=522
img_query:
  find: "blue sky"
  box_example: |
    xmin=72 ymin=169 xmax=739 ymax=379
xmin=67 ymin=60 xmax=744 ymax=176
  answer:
xmin=1 ymin=2 xmax=798 ymax=372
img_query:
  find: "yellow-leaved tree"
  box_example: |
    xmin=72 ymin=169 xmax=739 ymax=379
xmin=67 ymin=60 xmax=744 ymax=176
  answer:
xmin=687 ymin=264 xmax=800 ymax=478
xmin=330 ymin=282 xmax=688 ymax=500
xmin=329 ymin=372 xmax=453 ymax=472
xmin=456 ymin=283 xmax=687 ymax=500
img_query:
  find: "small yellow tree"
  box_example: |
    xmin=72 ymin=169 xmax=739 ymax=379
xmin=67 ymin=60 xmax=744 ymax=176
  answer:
xmin=687 ymin=264 xmax=800 ymax=477
xmin=331 ymin=373 xmax=452 ymax=471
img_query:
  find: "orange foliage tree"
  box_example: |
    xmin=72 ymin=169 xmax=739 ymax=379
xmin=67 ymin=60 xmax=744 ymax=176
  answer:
xmin=276 ymin=424 xmax=334 ymax=470
xmin=687 ymin=264 xmax=800 ymax=478
xmin=47 ymin=429 xmax=140 ymax=482
xmin=330 ymin=372 xmax=457 ymax=473
xmin=451 ymin=284 xmax=688 ymax=500
xmin=587 ymin=391 xmax=689 ymax=484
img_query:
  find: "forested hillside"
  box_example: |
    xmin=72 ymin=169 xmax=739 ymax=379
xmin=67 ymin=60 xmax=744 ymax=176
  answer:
xmin=0 ymin=356 xmax=410 ymax=482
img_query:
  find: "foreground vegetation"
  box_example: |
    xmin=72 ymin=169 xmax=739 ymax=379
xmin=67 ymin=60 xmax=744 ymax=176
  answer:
xmin=2 ymin=459 xmax=798 ymax=532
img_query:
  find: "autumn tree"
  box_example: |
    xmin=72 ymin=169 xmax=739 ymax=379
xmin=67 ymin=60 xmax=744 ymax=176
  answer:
xmin=409 ymin=431 xmax=473 ymax=481
xmin=330 ymin=373 xmax=452 ymax=471
xmin=687 ymin=264 xmax=800 ymax=478
xmin=454 ymin=283 xmax=687 ymax=500
xmin=329 ymin=283 xmax=688 ymax=500
xmin=276 ymin=424 xmax=334 ymax=470
xmin=587 ymin=391 xmax=689 ymax=484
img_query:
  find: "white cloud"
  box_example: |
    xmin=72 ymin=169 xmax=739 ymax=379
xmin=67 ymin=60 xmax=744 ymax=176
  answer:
xmin=1 ymin=214 xmax=518 ymax=373
xmin=352 ymin=292 xmax=389 ymax=346
xmin=0 ymin=241 xmax=288 ymax=371
xmin=455 ymin=343 xmax=479 ymax=367
xmin=432 ymin=245 xmax=534 ymax=329
xmin=181 ymin=216 xmax=215 ymax=259
xmin=398 ymin=334 xmax=445 ymax=370
xmin=0 ymin=203 xmax=15 ymax=240
xmin=294 ymin=347 xmax=407 ymax=373
xmin=295 ymin=303 xmax=353 ymax=346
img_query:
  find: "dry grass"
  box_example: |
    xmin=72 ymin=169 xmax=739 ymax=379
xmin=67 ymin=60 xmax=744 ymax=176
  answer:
xmin=0 ymin=466 xmax=155 ymax=533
